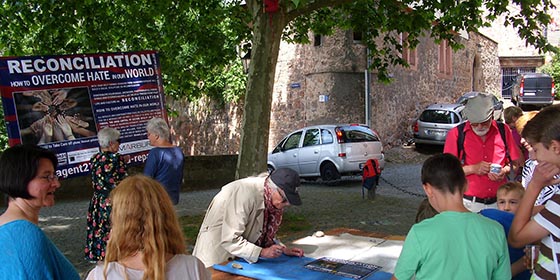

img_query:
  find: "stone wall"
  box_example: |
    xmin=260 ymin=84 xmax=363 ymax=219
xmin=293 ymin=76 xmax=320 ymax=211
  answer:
xmin=268 ymin=30 xmax=500 ymax=149
xmin=268 ymin=30 xmax=369 ymax=150
xmin=167 ymin=96 xmax=243 ymax=155
xmin=370 ymin=32 xmax=500 ymax=146
xmin=128 ymin=29 xmax=500 ymax=157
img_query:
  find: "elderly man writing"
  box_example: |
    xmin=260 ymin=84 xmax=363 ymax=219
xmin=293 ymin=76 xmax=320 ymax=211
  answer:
xmin=444 ymin=93 xmax=520 ymax=212
xmin=193 ymin=168 xmax=304 ymax=267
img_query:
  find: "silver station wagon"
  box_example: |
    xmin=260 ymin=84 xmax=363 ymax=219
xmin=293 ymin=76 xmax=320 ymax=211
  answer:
xmin=267 ymin=124 xmax=385 ymax=182
xmin=413 ymin=103 xmax=465 ymax=148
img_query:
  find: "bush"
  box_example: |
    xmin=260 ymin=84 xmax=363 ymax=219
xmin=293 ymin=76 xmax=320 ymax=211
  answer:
xmin=540 ymin=53 xmax=560 ymax=100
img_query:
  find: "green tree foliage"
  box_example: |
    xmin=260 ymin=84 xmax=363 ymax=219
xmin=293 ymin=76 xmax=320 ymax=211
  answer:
xmin=0 ymin=0 xmax=556 ymax=175
xmin=235 ymin=0 xmax=557 ymax=178
xmin=0 ymin=100 xmax=8 ymax=150
xmin=541 ymin=53 xmax=560 ymax=99
xmin=0 ymin=0 xmax=250 ymax=103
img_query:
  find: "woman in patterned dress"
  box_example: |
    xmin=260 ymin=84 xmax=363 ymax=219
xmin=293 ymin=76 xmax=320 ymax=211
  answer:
xmin=84 ymin=127 xmax=127 ymax=262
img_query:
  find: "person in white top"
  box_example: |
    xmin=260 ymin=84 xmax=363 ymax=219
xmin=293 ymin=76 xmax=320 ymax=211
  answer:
xmin=86 ymin=174 xmax=210 ymax=280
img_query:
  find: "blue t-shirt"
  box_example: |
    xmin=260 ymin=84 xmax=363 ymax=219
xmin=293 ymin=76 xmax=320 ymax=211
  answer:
xmin=144 ymin=146 xmax=185 ymax=204
xmin=0 ymin=219 xmax=79 ymax=279
xmin=480 ymin=208 xmax=530 ymax=280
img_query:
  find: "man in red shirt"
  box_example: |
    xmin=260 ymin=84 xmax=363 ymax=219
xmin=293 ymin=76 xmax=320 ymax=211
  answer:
xmin=444 ymin=93 xmax=520 ymax=212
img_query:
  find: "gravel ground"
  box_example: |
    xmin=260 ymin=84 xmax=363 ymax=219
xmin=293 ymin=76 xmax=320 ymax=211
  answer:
xmin=0 ymin=146 xmax=435 ymax=277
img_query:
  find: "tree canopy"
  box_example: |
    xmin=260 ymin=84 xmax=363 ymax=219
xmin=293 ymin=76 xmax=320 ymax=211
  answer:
xmin=235 ymin=0 xmax=557 ymax=178
xmin=0 ymin=0 xmax=556 ymax=176
xmin=0 ymin=0 xmax=250 ymax=102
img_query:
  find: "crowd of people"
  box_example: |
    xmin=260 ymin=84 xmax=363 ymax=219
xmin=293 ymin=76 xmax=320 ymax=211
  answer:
xmin=397 ymin=95 xmax=560 ymax=280
xmin=1 ymin=97 xmax=560 ymax=279
xmin=0 ymin=116 xmax=304 ymax=279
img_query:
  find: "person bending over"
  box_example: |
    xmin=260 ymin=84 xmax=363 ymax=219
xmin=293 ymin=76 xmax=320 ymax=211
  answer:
xmin=193 ymin=168 xmax=304 ymax=267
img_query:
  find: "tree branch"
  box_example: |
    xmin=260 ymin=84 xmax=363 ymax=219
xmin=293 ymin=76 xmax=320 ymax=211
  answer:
xmin=285 ymin=0 xmax=354 ymax=22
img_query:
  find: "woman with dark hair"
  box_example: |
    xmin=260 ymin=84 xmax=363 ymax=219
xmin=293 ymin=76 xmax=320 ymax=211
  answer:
xmin=0 ymin=144 xmax=79 ymax=279
xmin=86 ymin=174 xmax=209 ymax=279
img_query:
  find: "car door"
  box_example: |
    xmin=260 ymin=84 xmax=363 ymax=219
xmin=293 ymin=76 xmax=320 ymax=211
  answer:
xmin=297 ymin=128 xmax=322 ymax=176
xmin=268 ymin=131 xmax=302 ymax=172
xmin=534 ymin=75 xmax=553 ymax=104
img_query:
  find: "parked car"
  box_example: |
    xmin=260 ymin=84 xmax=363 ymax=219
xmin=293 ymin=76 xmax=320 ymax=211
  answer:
xmin=267 ymin=124 xmax=385 ymax=182
xmin=413 ymin=103 xmax=465 ymax=147
xmin=456 ymin=91 xmax=504 ymax=121
xmin=511 ymin=73 xmax=555 ymax=108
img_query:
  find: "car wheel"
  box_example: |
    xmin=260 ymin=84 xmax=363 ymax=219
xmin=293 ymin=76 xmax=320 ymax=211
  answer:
xmin=320 ymin=162 xmax=341 ymax=182
xmin=267 ymin=165 xmax=275 ymax=174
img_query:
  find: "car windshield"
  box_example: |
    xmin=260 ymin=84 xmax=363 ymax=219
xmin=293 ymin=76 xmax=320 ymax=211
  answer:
xmin=419 ymin=109 xmax=459 ymax=124
xmin=339 ymin=126 xmax=379 ymax=142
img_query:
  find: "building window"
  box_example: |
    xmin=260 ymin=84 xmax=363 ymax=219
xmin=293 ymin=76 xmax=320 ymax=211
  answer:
xmin=353 ymin=31 xmax=363 ymax=43
xmin=438 ymin=40 xmax=452 ymax=76
xmin=314 ymin=34 xmax=322 ymax=46
xmin=401 ymin=33 xmax=417 ymax=69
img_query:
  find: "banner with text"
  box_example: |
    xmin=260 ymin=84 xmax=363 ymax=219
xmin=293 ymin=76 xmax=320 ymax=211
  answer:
xmin=0 ymin=51 xmax=166 ymax=178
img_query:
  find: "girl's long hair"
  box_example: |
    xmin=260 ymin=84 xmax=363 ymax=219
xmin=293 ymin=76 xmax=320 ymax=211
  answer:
xmin=104 ymin=174 xmax=186 ymax=280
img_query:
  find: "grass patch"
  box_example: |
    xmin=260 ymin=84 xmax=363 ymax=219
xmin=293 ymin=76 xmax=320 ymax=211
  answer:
xmin=179 ymin=212 xmax=313 ymax=245
xmin=179 ymin=214 xmax=204 ymax=245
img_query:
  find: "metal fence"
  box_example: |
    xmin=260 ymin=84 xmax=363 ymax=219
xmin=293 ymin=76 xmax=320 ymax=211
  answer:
xmin=502 ymin=67 xmax=536 ymax=98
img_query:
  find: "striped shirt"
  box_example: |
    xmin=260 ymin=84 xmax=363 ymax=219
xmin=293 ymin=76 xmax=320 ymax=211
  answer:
xmin=533 ymin=193 xmax=560 ymax=279
xmin=522 ymin=159 xmax=560 ymax=206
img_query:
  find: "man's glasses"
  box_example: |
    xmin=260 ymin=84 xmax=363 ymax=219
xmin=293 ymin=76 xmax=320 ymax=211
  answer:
xmin=471 ymin=118 xmax=492 ymax=128
xmin=37 ymin=174 xmax=60 ymax=183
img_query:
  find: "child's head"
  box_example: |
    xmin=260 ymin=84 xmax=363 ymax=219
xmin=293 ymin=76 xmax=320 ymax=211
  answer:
xmin=421 ymin=153 xmax=467 ymax=195
xmin=522 ymin=105 xmax=560 ymax=166
xmin=504 ymin=106 xmax=523 ymax=128
xmin=496 ymin=181 xmax=524 ymax=213
xmin=515 ymin=111 xmax=539 ymax=135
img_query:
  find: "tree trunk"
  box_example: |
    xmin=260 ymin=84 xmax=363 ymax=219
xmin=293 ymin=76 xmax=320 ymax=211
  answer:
xmin=236 ymin=3 xmax=286 ymax=179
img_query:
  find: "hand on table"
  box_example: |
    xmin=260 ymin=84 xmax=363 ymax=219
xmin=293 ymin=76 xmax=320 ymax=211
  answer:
xmin=283 ymin=246 xmax=304 ymax=257
xmin=261 ymin=244 xmax=285 ymax=258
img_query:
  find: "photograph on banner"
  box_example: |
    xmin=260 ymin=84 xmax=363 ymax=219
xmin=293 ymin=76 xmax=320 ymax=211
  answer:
xmin=15 ymin=87 xmax=96 ymax=145
xmin=0 ymin=51 xmax=167 ymax=179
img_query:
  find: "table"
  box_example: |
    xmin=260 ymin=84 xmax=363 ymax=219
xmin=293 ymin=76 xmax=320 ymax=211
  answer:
xmin=211 ymin=228 xmax=405 ymax=279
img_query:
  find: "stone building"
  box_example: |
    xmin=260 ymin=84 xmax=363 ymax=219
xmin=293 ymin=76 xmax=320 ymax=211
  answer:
xmin=478 ymin=1 xmax=560 ymax=98
xmin=268 ymin=30 xmax=500 ymax=149
xmin=168 ymin=29 xmax=500 ymax=154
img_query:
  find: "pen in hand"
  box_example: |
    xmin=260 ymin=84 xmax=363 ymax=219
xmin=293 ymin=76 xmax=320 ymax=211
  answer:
xmin=274 ymin=238 xmax=305 ymax=257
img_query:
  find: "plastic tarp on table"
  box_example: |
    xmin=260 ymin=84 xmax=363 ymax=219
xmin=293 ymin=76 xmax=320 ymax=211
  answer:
xmin=292 ymin=233 xmax=403 ymax=274
xmin=213 ymin=254 xmax=392 ymax=280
